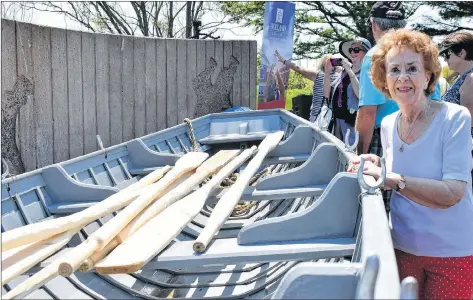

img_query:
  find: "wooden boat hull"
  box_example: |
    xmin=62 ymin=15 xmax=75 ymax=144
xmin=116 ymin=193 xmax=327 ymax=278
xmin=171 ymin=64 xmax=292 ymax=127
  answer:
xmin=1 ymin=110 xmax=399 ymax=299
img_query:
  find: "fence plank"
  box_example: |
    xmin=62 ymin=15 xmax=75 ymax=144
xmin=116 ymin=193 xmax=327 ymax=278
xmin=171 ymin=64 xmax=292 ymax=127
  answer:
xmin=186 ymin=40 xmax=197 ymax=118
xmin=232 ymin=41 xmax=242 ymax=107
xmin=67 ymin=29 xmax=84 ymax=159
xmin=205 ymin=40 xmax=215 ymax=85
xmin=51 ymin=28 xmax=69 ymax=163
xmin=145 ymin=38 xmax=157 ymax=135
xmin=109 ymin=35 xmax=123 ymax=146
xmin=215 ymin=40 xmax=224 ymax=74
xmin=166 ymin=39 xmax=177 ymax=127
xmin=32 ymin=25 xmax=53 ymax=168
xmin=195 ymin=40 xmax=206 ymax=118
xmin=95 ymin=34 xmax=110 ymax=147
xmin=16 ymin=21 xmax=36 ymax=171
xmin=81 ymin=31 xmax=96 ymax=154
xmin=122 ymin=36 xmax=134 ymax=142
xmin=223 ymin=41 xmax=233 ymax=108
xmin=2 ymin=19 xmax=17 ymax=109
xmin=249 ymin=41 xmax=257 ymax=110
xmin=133 ymin=37 xmax=146 ymax=137
xmin=241 ymin=41 xmax=250 ymax=108
xmin=177 ymin=39 xmax=188 ymax=122
xmin=156 ymin=39 xmax=167 ymax=131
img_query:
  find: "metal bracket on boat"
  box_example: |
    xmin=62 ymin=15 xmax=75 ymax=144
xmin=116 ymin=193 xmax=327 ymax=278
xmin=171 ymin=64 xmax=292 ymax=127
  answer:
xmin=268 ymin=125 xmax=315 ymax=157
xmin=42 ymin=164 xmax=118 ymax=204
xmin=2 ymin=158 xmax=10 ymax=179
xmin=344 ymin=129 xmax=359 ymax=153
xmin=357 ymin=156 xmax=386 ymax=195
xmin=126 ymin=138 xmax=182 ymax=170
xmin=400 ymin=277 xmax=418 ymax=300
xmin=237 ymin=172 xmax=361 ymax=245
xmin=96 ymin=135 xmax=105 ymax=150
xmin=355 ymin=255 xmax=380 ymax=299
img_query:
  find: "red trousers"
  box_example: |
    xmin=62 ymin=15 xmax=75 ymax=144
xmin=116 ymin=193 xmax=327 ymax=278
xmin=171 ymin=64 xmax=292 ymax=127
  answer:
xmin=395 ymin=249 xmax=473 ymax=299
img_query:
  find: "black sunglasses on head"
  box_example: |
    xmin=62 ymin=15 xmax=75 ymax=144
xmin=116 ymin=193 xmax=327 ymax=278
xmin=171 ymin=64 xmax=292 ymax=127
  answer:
xmin=440 ymin=49 xmax=452 ymax=60
xmin=349 ymin=47 xmax=364 ymax=54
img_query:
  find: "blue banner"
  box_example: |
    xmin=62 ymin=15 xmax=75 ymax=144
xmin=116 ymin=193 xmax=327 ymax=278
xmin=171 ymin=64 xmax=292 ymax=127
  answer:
xmin=258 ymin=1 xmax=296 ymax=104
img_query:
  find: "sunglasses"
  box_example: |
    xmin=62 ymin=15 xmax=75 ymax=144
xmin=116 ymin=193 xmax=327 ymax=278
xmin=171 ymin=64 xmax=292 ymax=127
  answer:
xmin=440 ymin=49 xmax=452 ymax=60
xmin=348 ymin=47 xmax=364 ymax=54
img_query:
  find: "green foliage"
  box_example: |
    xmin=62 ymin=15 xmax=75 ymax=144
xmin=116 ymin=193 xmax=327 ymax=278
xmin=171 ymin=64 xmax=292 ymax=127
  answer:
xmin=285 ymin=72 xmax=313 ymax=110
xmin=219 ymin=2 xmax=423 ymax=59
xmin=220 ymin=2 xmax=265 ymax=32
xmin=412 ymin=2 xmax=473 ymax=36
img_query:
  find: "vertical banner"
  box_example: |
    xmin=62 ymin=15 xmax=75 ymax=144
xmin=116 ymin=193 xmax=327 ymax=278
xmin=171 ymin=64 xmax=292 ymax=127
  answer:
xmin=258 ymin=1 xmax=295 ymax=109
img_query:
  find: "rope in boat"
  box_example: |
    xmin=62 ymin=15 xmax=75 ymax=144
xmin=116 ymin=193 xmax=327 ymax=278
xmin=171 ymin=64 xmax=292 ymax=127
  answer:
xmin=184 ymin=118 xmax=199 ymax=152
xmin=183 ymin=118 xmax=268 ymax=215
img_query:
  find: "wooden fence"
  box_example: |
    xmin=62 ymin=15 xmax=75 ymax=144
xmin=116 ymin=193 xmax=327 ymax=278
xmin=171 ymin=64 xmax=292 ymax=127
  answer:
xmin=1 ymin=19 xmax=257 ymax=173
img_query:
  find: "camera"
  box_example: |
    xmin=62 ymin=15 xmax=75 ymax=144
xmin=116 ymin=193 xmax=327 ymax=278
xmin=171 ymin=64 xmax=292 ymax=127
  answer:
xmin=330 ymin=58 xmax=343 ymax=67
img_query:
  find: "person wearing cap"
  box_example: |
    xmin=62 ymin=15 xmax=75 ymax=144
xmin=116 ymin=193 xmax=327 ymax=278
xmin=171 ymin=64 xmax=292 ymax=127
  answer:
xmin=325 ymin=38 xmax=372 ymax=144
xmin=355 ymin=1 xmax=441 ymax=156
xmin=439 ymin=30 xmax=473 ymax=138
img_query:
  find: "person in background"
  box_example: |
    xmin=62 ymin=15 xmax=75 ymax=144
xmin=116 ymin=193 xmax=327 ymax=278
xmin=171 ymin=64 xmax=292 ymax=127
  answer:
xmin=438 ymin=76 xmax=449 ymax=96
xmin=348 ymin=29 xmax=473 ymax=300
xmin=274 ymin=50 xmax=339 ymax=123
xmin=325 ymin=38 xmax=372 ymax=144
xmin=439 ymin=30 xmax=473 ymax=138
xmin=441 ymin=64 xmax=459 ymax=85
xmin=274 ymin=68 xmax=287 ymax=104
xmin=355 ymin=1 xmax=442 ymax=156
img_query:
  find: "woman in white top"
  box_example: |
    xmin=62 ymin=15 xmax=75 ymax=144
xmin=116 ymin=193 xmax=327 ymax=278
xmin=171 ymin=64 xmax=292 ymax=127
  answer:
xmin=348 ymin=29 xmax=473 ymax=299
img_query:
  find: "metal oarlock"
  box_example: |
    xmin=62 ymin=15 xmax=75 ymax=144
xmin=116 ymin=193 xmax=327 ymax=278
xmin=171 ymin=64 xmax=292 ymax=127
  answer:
xmin=357 ymin=156 xmax=386 ymax=195
xmin=345 ymin=129 xmax=359 ymax=153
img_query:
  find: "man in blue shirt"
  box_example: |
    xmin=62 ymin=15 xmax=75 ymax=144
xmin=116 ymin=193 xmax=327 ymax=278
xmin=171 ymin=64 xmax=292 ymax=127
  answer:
xmin=356 ymin=2 xmax=441 ymax=155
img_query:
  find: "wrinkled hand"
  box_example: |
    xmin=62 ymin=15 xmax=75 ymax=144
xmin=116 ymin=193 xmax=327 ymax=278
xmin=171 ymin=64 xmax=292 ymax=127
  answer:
xmin=274 ymin=50 xmax=285 ymax=63
xmin=347 ymin=154 xmax=381 ymax=179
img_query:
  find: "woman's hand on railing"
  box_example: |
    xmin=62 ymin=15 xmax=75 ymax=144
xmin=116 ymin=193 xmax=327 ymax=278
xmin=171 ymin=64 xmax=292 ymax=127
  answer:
xmin=348 ymin=154 xmax=382 ymax=179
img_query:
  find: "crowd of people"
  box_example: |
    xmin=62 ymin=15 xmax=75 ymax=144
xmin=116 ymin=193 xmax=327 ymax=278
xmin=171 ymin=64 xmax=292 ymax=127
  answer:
xmin=277 ymin=2 xmax=473 ymax=299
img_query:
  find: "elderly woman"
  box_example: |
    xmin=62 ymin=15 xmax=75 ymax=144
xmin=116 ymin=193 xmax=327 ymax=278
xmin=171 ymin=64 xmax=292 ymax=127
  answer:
xmin=439 ymin=30 xmax=473 ymax=137
xmin=348 ymin=29 xmax=473 ymax=299
xmin=326 ymin=38 xmax=372 ymax=144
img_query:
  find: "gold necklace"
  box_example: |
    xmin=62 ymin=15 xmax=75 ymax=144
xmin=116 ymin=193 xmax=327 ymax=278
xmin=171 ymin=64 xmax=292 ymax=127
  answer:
xmin=399 ymin=103 xmax=429 ymax=152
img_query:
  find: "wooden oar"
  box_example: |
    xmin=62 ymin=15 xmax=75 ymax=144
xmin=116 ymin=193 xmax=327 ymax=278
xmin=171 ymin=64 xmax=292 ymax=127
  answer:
xmin=193 ymin=131 xmax=284 ymax=253
xmin=2 ymin=228 xmax=80 ymax=285
xmin=57 ymin=152 xmax=209 ymax=277
xmin=77 ymin=170 xmax=195 ymax=272
xmin=3 ymin=251 xmax=67 ymax=299
xmin=2 ymin=166 xmax=171 ymax=251
xmin=95 ymin=147 xmax=257 ymax=274
xmin=80 ymin=150 xmax=241 ymax=272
